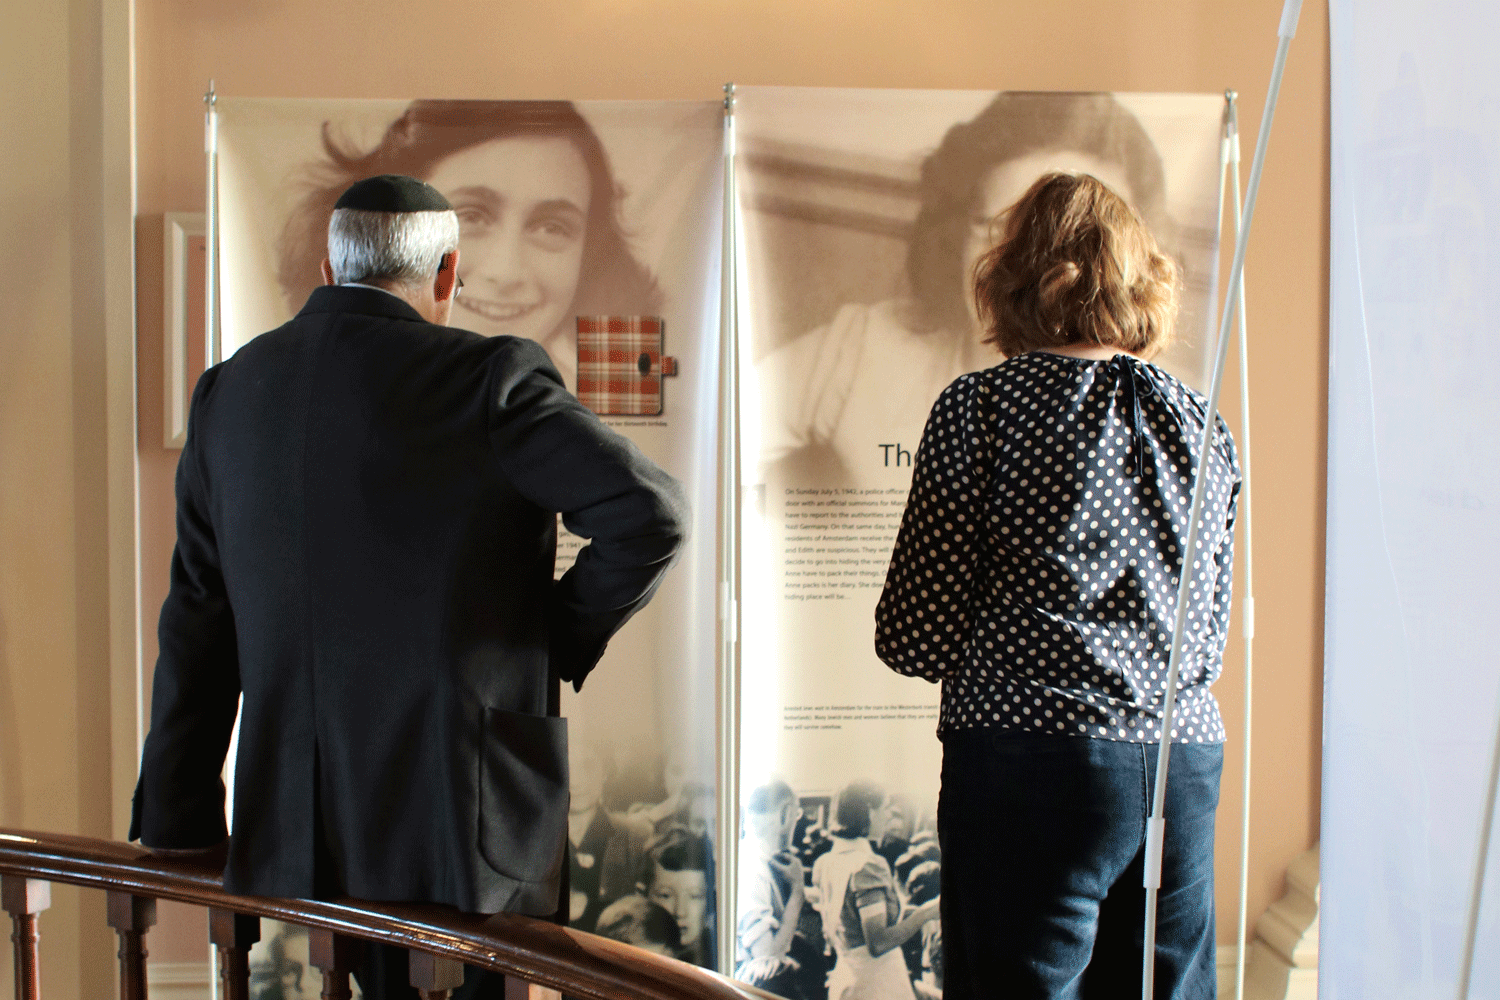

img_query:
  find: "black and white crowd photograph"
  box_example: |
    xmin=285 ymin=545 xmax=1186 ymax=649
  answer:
xmin=737 ymin=779 xmax=942 ymax=1000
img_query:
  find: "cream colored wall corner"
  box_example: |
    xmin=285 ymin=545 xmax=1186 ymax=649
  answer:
xmin=106 ymin=0 xmax=145 ymax=848
xmin=0 ymin=0 xmax=138 ymax=992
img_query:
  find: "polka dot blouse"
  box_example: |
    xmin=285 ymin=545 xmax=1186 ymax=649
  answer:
xmin=875 ymin=351 xmax=1240 ymax=744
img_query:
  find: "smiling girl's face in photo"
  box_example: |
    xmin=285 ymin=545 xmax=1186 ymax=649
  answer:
xmin=425 ymin=135 xmax=592 ymax=348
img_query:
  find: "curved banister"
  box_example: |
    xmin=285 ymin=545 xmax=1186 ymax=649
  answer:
xmin=0 ymin=828 xmax=772 ymax=1000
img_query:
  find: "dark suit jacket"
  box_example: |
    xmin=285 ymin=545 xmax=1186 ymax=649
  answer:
xmin=130 ymin=286 xmax=687 ymax=915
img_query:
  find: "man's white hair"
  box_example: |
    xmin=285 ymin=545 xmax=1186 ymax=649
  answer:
xmin=327 ymin=208 xmax=460 ymax=288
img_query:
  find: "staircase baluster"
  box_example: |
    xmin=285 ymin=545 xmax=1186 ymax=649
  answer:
xmin=1 ymin=876 xmax=50 ymax=1000
xmin=408 ymin=949 xmax=465 ymax=1000
xmin=105 ymin=892 xmax=157 ymax=1000
xmin=308 ymin=928 xmax=362 ymax=1000
xmin=208 ymin=909 xmax=260 ymax=1000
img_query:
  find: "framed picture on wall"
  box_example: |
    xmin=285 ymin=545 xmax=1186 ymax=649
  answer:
xmin=163 ymin=211 xmax=206 ymax=449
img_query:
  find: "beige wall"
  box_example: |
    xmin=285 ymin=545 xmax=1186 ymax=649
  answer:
xmin=0 ymin=0 xmax=133 ymax=993
xmin=126 ymin=0 xmax=1330 ymax=966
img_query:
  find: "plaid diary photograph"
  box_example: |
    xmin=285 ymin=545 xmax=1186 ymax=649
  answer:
xmin=575 ymin=316 xmax=679 ymax=416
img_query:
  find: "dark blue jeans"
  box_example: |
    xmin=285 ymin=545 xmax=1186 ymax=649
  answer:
xmin=938 ymin=731 xmax=1222 ymax=1000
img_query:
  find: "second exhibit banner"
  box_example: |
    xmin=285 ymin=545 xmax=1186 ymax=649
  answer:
xmin=733 ymin=86 xmax=1225 ymax=998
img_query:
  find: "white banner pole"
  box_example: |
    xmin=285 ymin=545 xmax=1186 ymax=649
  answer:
xmin=203 ymin=79 xmax=224 ymax=1000
xmin=204 ymin=81 xmax=220 ymax=367
xmin=1141 ymin=4 xmax=1301 ymax=997
xmin=716 ymin=81 xmax=742 ymax=975
xmin=1225 ymin=90 xmax=1259 ymax=1000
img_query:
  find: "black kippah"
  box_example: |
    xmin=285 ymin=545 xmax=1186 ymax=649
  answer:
xmin=333 ymin=174 xmax=452 ymax=213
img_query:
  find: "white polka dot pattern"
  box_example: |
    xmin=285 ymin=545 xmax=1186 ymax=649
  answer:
xmin=874 ymin=352 xmax=1240 ymax=744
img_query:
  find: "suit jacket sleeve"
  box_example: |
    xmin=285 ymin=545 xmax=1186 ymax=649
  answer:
xmin=130 ymin=367 xmax=242 ymax=847
xmin=487 ymin=340 xmax=688 ymax=689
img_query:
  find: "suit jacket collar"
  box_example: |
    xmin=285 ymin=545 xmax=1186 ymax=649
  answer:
xmin=297 ymin=284 xmax=428 ymax=324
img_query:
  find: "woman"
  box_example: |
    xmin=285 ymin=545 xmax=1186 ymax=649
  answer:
xmin=279 ymin=100 xmax=662 ymax=388
xmin=811 ymin=781 xmax=940 ymax=1000
xmin=758 ymin=91 xmax=1178 ymax=486
xmin=875 ymin=172 xmax=1239 ymax=998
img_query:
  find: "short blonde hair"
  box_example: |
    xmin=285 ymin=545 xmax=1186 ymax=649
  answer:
xmin=972 ymin=171 xmax=1179 ymax=359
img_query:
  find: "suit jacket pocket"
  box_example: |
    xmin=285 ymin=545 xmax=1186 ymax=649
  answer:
xmin=479 ymin=708 xmax=569 ymax=883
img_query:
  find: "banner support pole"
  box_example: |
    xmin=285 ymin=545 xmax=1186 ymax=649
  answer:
xmin=716 ymin=80 xmax=741 ymax=975
xmin=204 ymin=81 xmax=220 ymax=367
xmin=1220 ymin=88 xmax=1259 ymax=1000
xmin=1142 ymin=4 xmax=1301 ymax=997
xmin=202 ymin=83 xmax=229 ymax=1000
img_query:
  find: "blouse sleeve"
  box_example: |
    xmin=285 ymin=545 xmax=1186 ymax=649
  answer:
xmin=874 ymin=375 xmax=994 ymax=682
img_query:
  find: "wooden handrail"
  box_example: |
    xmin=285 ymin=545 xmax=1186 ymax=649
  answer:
xmin=0 ymin=828 xmax=770 ymax=1000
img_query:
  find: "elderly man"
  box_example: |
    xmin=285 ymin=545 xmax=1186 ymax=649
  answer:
xmin=130 ymin=175 xmax=687 ymax=996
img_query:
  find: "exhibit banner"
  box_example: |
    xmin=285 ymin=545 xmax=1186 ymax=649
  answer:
xmin=732 ymin=86 xmax=1225 ymax=997
xmin=214 ymin=97 xmax=726 ymax=973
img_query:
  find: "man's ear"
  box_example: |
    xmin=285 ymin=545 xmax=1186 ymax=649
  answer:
xmin=320 ymin=259 xmax=336 ymax=286
xmin=434 ymin=250 xmax=461 ymax=302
